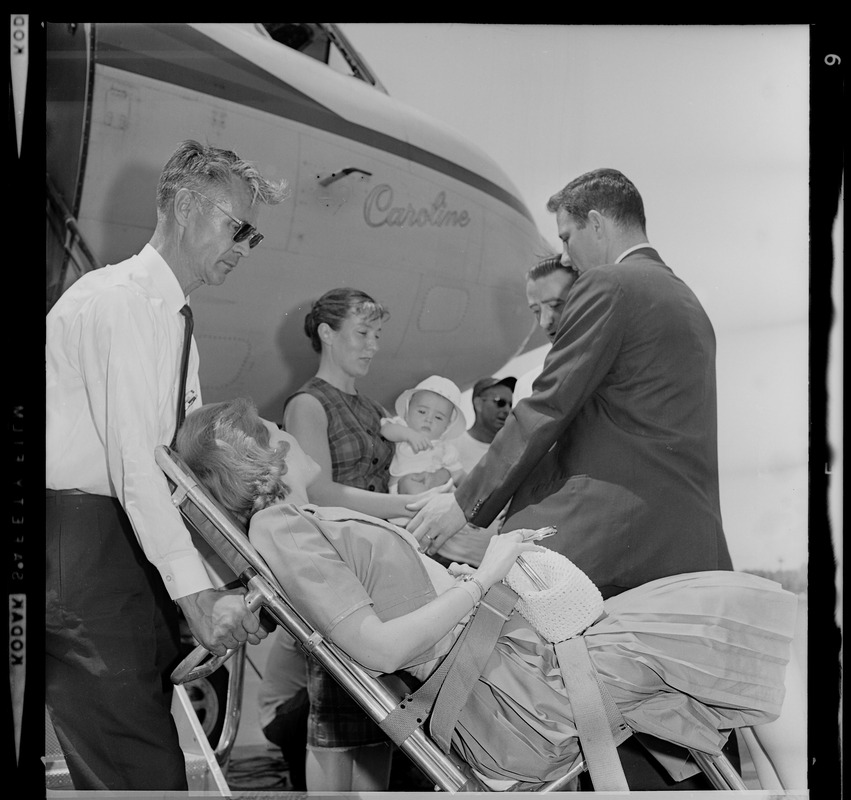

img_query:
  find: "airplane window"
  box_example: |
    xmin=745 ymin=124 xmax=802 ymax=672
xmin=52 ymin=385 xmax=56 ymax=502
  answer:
xmin=260 ymin=23 xmax=385 ymax=90
xmin=327 ymin=46 xmax=356 ymax=77
xmin=262 ymin=24 xmax=331 ymax=64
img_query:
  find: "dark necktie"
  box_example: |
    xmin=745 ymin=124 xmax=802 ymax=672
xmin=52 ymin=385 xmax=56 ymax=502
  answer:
xmin=170 ymin=304 xmax=194 ymax=448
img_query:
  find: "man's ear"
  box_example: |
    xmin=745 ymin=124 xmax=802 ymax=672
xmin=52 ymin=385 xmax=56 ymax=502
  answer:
xmin=587 ymin=209 xmax=606 ymax=238
xmin=173 ymin=187 xmax=194 ymax=231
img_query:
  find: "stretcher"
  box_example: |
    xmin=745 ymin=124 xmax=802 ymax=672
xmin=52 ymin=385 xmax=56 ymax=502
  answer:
xmin=155 ymin=444 xmax=749 ymax=792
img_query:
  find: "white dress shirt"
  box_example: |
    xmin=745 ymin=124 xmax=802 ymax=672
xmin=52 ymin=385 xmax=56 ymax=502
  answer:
xmin=615 ymin=242 xmax=653 ymax=263
xmin=46 ymin=244 xmax=212 ymax=600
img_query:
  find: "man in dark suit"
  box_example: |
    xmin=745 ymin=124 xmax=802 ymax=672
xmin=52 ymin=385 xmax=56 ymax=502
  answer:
xmin=409 ymin=168 xmax=736 ymax=789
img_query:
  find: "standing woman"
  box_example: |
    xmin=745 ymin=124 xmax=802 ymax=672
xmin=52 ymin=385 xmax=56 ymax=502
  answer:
xmin=285 ymin=287 xmax=420 ymax=516
xmin=282 ymin=287 xmax=436 ymax=790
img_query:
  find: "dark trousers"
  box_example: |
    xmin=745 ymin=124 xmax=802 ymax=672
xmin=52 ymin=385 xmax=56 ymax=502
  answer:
xmin=45 ymin=491 xmax=187 ymax=791
xmin=578 ymin=731 xmax=742 ymax=791
xmin=262 ymin=688 xmax=310 ymax=790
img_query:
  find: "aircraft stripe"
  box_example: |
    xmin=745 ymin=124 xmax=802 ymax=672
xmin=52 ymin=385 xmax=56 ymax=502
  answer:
xmin=95 ymin=23 xmax=534 ymax=224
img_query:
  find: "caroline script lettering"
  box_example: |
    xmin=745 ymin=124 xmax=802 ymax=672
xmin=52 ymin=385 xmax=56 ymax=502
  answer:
xmin=364 ymin=185 xmax=470 ymax=229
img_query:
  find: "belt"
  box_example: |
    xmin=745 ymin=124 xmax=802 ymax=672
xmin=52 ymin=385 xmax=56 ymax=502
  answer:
xmin=46 ymin=488 xmax=91 ymax=496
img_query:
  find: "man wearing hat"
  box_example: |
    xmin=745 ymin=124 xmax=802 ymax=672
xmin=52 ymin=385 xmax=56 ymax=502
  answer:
xmin=456 ymin=377 xmax=517 ymax=470
xmin=430 ymin=376 xmax=517 ymax=568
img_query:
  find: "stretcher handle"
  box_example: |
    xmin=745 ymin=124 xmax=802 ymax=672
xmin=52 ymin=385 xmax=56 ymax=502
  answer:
xmin=171 ymin=584 xmax=265 ymax=684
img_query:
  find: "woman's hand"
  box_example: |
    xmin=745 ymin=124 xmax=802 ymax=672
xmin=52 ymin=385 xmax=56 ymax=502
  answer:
xmin=446 ymin=561 xmax=476 ymax=579
xmin=474 ymin=531 xmax=543 ymax=591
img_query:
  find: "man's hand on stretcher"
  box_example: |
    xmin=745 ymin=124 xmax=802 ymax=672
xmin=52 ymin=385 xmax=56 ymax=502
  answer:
xmin=176 ymin=587 xmax=269 ymax=657
xmin=406 ymin=491 xmax=467 ymax=555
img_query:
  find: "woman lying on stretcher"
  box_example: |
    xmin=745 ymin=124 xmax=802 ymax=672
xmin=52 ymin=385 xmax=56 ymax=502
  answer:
xmin=175 ymin=397 xmax=806 ymax=790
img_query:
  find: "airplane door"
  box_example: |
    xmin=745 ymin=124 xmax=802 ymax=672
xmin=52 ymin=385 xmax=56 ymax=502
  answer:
xmin=47 ymin=23 xmax=94 ymax=304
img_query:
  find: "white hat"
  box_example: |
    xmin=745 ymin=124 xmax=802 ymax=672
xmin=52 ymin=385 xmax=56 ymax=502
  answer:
xmin=395 ymin=375 xmax=466 ymax=440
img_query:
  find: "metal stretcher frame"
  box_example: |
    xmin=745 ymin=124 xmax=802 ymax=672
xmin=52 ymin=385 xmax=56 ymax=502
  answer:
xmin=155 ymin=444 xmax=748 ymax=793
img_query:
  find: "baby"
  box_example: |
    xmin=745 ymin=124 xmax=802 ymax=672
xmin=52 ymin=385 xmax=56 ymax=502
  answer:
xmin=381 ymin=375 xmax=466 ymax=494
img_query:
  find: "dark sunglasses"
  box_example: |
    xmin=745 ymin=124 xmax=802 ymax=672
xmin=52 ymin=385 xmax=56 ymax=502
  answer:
xmin=480 ymin=396 xmax=512 ymax=408
xmin=189 ymin=190 xmax=264 ymax=248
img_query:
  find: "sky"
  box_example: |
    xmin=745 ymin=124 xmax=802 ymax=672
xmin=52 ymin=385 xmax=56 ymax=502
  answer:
xmin=340 ymin=23 xmax=817 ymax=573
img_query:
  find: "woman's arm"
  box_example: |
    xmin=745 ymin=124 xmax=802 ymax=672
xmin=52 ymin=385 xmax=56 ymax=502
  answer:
xmin=329 ymin=533 xmax=540 ymax=673
xmin=378 ymin=419 xmax=407 ymax=443
xmin=285 ymin=394 xmax=421 ymax=519
xmin=284 ymin=392 xmax=334 ymax=474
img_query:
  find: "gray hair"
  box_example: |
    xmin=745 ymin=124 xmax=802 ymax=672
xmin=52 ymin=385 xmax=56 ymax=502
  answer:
xmin=156 ymin=139 xmax=289 ymax=217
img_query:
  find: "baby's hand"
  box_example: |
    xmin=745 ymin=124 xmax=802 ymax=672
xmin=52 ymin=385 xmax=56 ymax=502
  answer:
xmin=404 ymin=430 xmax=434 ymax=452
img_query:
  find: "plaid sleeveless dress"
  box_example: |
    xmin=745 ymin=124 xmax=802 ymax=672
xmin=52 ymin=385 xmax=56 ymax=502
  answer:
xmin=284 ymin=377 xmax=395 ymax=747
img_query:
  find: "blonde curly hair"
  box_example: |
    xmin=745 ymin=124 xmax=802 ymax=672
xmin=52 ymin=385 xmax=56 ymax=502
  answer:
xmin=175 ymin=397 xmax=290 ymax=525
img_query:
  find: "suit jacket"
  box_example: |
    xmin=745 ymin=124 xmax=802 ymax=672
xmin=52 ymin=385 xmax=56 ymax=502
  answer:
xmin=455 ymin=249 xmax=732 ymax=597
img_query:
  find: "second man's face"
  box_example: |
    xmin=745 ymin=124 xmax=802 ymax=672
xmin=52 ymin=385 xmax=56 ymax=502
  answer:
xmin=526 ymin=269 xmax=577 ymax=341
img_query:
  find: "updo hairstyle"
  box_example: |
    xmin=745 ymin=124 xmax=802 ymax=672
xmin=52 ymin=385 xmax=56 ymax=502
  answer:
xmin=303 ymin=287 xmax=389 ymax=353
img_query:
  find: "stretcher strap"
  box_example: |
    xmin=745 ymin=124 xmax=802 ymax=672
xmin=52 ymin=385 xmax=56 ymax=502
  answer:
xmin=430 ymin=583 xmax=518 ymax=752
xmin=378 ymin=582 xmax=517 ymax=751
xmin=554 ymin=637 xmax=632 ymax=791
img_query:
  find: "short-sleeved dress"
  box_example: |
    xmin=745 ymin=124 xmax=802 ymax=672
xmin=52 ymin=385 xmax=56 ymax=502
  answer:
xmin=283 ymin=377 xmax=395 ymax=748
xmin=251 ymin=503 xmax=798 ymax=784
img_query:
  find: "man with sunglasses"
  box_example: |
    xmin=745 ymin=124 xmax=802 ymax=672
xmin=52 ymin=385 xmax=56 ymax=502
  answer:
xmin=46 ymin=140 xmax=288 ymax=791
xmin=430 ymin=376 xmax=517 ymax=569
xmin=466 ymin=377 xmax=516 ymax=445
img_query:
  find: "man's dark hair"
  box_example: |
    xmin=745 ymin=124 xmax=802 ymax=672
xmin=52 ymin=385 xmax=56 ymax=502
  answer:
xmin=547 ymin=168 xmax=646 ymax=232
xmin=525 ymin=254 xmax=579 ymax=282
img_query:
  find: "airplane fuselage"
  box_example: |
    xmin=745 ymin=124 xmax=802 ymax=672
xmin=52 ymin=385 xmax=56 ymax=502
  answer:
xmin=46 ymin=22 xmax=551 ymax=420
